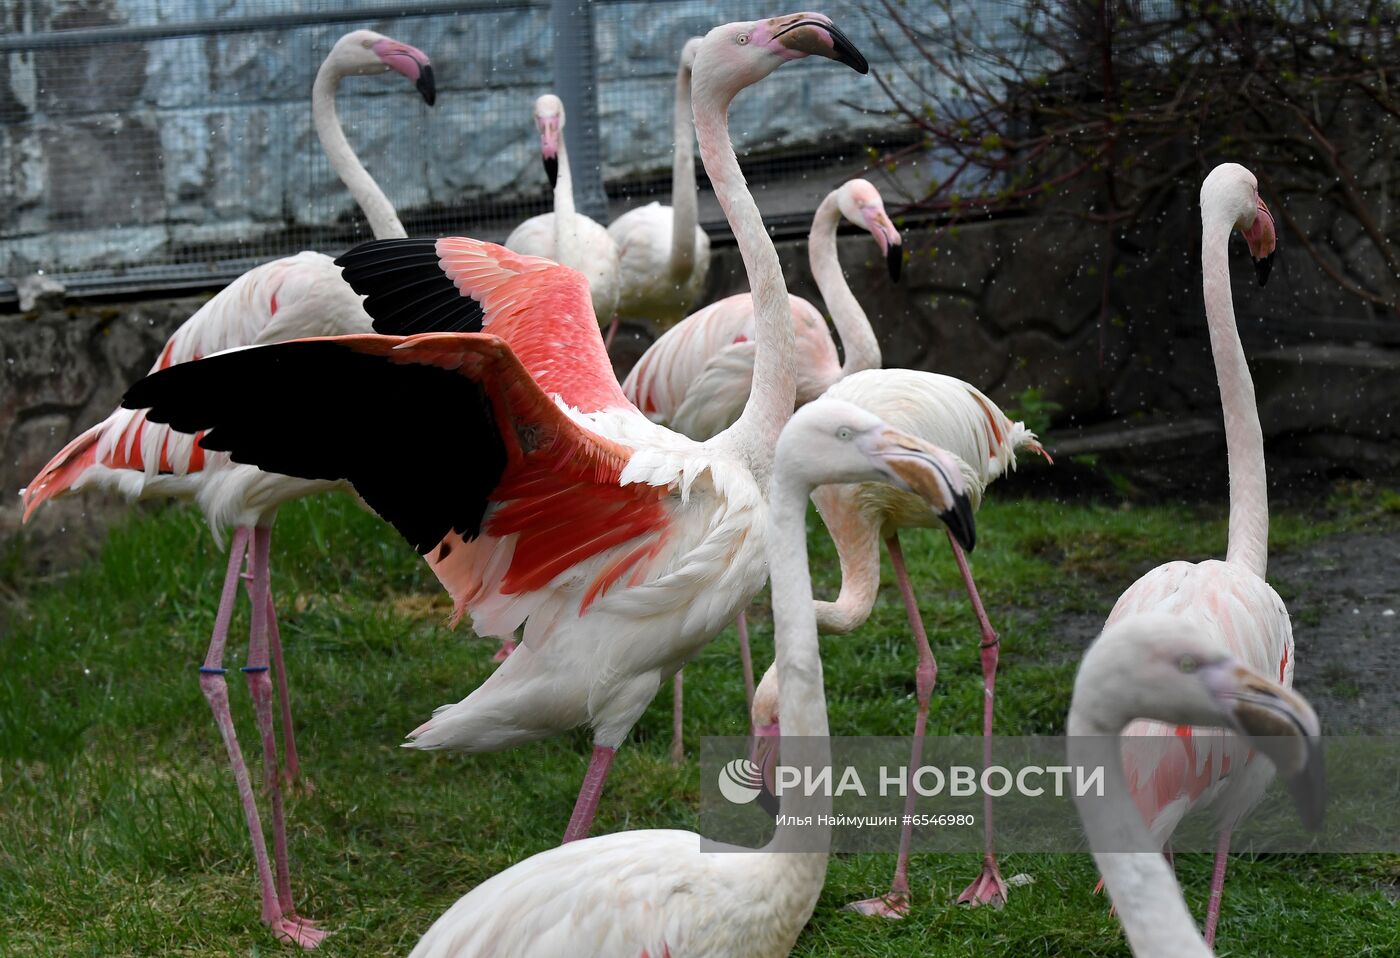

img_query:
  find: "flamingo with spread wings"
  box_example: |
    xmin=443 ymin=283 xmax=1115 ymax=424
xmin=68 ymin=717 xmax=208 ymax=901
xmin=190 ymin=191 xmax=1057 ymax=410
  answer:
xmin=122 ymin=14 xmax=894 ymax=848
xmin=20 ymin=30 xmax=435 ymax=948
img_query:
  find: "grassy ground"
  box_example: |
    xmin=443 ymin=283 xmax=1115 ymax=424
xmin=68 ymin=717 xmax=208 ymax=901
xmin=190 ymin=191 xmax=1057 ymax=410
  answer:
xmin=2 ymin=483 xmax=1398 ymax=956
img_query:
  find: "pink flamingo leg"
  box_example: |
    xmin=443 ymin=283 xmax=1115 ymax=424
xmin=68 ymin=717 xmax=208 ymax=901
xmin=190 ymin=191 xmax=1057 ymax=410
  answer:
xmin=197 ymin=529 xmax=284 ymax=938
xmin=1203 ymin=829 xmax=1232 ymax=947
xmin=603 ymin=317 xmax=620 ymax=350
xmin=263 ymin=586 xmax=308 ymax=794
xmin=949 ymin=530 xmax=1008 ymax=909
xmin=845 ymin=534 xmax=931 ymax=919
xmin=492 ymin=635 xmax=518 ymax=663
xmin=244 ymin=526 xmax=327 ymax=948
xmin=735 ymin=610 xmax=756 ymax=732
xmin=671 ymin=670 xmax=685 ymax=765
xmin=562 ymin=745 xmax=617 ymax=843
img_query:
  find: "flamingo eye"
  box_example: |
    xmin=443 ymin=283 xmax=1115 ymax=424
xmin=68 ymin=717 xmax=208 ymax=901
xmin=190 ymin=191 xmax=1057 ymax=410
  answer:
xmin=836 ymin=427 xmax=853 ymax=441
xmin=1178 ymin=655 xmax=1199 ymax=674
xmin=736 ymin=33 xmax=749 ymax=45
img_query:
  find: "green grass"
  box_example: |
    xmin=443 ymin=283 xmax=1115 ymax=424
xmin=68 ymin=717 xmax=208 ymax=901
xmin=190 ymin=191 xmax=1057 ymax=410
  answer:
xmin=2 ymin=485 xmax=1398 ymax=956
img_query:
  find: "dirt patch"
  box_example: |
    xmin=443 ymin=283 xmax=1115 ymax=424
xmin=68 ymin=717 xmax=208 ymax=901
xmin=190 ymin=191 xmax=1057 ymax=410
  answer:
xmin=1274 ymin=532 xmax=1400 ymax=733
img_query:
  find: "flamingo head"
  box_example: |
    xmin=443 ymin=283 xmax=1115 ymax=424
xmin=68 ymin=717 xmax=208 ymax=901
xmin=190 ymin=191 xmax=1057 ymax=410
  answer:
xmin=680 ymin=37 xmax=703 ymax=73
xmin=336 ymin=31 xmax=435 ymax=105
xmin=533 ymin=94 xmax=566 ymax=189
xmin=1078 ymin=613 xmax=1325 ymax=830
xmin=1203 ymin=162 xmax=1277 ymax=286
xmin=777 ymin=398 xmax=976 ymax=553
xmin=694 ymin=12 xmax=868 ymax=101
xmin=838 ymin=178 xmax=903 ymax=282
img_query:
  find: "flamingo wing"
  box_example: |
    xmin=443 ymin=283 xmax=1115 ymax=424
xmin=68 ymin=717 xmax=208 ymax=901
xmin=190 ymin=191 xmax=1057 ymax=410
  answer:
xmin=122 ymin=332 xmax=672 ymax=624
xmin=338 ymin=236 xmax=628 ymax=413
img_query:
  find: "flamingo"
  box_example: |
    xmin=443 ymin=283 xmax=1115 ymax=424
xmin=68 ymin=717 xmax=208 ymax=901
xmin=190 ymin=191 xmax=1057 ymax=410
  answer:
xmin=1068 ymin=612 xmax=1323 ymax=958
xmin=624 ymin=176 xmax=902 ymax=761
xmin=402 ymin=397 xmax=973 ymax=958
xmin=19 ymin=29 xmax=435 ymax=948
xmin=606 ymin=37 xmax=712 ymax=341
xmin=1098 ymin=162 xmax=1283 ymax=948
xmin=623 ymin=177 xmax=898 ymax=440
xmin=120 ymin=14 xmax=889 ymax=847
xmin=506 ymin=94 xmax=623 ymax=335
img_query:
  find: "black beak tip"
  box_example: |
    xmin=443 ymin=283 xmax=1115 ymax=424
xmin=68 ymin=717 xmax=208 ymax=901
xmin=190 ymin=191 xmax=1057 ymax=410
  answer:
xmin=416 ymin=64 xmax=436 ymax=106
xmin=943 ymin=493 xmax=976 ymax=554
xmin=543 ymin=155 xmax=559 ymax=190
xmin=827 ymin=23 xmax=869 ymax=75
xmin=1288 ymin=741 xmax=1327 ymax=832
xmin=1254 ymin=251 xmax=1275 ymax=287
xmin=887 ymin=245 xmax=904 ymax=283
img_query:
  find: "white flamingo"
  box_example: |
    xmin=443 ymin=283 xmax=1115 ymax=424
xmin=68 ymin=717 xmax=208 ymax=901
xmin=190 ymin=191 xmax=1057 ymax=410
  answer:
xmin=623 ymin=177 xmax=902 ymax=761
xmin=1068 ymin=612 xmax=1323 ymax=957
xmin=606 ymin=37 xmax=712 ymax=339
xmin=1102 ymin=162 xmax=1284 ymax=947
xmin=121 ymin=14 xmax=893 ymax=849
xmin=403 ymin=397 xmax=973 ymax=958
xmin=19 ymin=29 xmax=435 ymax=948
xmin=506 ymin=94 xmax=623 ymax=333
xmin=623 ymin=177 xmax=898 ymax=441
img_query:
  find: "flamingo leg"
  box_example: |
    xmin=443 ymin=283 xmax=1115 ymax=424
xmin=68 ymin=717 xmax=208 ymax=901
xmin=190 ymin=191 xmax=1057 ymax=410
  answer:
xmin=845 ymin=534 xmax=930 ymax=919
xmin=948 ymin=530 xmax=1008 ymax=909
xmin=1203 ymin=830 xmax=1232 ymax=947
xmin=492 ymin=634 xmax=518 ymax=663
xmin=671 ymin=670 xmax=685 ymax=765
xmin=197 ymin=529 xmax=284 ymax=940
xmin=243 ymin=526 xmax=327 ymax=948
xmin=603 ymin=317 xmax=620 ymax=350
xmin=736 ymin=610 xmax=756 ymax=732
xmin=263 ymin=583 xmax=308 ymax=794
xmin=562 ymin=745 xmax=616 ymax=843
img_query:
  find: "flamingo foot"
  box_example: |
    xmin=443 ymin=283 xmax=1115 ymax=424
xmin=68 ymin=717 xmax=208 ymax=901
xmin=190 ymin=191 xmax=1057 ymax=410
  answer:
xmin=842 ymin=891 xmax=909 ymax=919
xmin=268 ymin=915 xmax=330 ymax=949
xmin=281 ymin=770 xmax=316 ymax=798
xmin=492 ymin=639 xmax=517 ymax=663
xmin=957 ymin=858 xmax=1008 ymax=908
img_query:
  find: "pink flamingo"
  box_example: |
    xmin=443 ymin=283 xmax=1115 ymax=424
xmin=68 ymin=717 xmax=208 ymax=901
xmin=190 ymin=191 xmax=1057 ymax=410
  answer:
xmin=1069 ymin=614 xmax=1323 ymax=958
xmin=506 ymin=94 xmax=623 ymax=335
xmin=606 ymin=38 xmax=712 ymax=338
xmin=623 ymin=177 xmax=902 ymax=758
xmin=1102 ymin=162 xmax=1283 ymax=948
xmin=751 ymin=365 xmax=1046 ymax=916
xmin=402 ymin=397 xmax=973 ymax=958
xmin=121 ymin=14 xmax=891 ymax=847
xmin=20 ymin=30 xmax=435 ymax=948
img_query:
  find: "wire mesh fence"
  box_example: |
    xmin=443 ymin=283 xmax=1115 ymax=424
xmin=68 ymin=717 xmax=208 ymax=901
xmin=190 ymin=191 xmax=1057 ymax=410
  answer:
xmin=0 ymin=0 xmax=998 ymax=301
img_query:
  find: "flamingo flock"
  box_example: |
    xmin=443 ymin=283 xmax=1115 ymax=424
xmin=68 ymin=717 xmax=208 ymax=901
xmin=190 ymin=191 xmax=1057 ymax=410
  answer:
xmin=17 ymin=9 xmax=1334 ymax=958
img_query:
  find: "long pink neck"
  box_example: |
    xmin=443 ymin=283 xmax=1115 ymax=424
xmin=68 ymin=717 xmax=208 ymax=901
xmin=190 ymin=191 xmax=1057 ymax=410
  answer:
xmin=1202 ymin=204 xmax=1268 ymax=578
xmin=669 ymin=57 xmax=699 ymax=280
xmin=312 ymin=57 xmax=406 ymax=240
xmin=809 ymin=193 xmax=881 ymax=376
xmin=811 ymin=484 xmax=881 ymax=634
xmin=693 ymin=79 xmax=796 ymax=480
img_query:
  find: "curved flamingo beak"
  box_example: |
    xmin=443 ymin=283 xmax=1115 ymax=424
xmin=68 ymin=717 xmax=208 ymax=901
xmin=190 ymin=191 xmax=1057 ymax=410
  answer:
xmin=1242 ymin=198 xmax=1276 ymax=287
xmin=537 ymin=117 xmax=562 ymax=189
xmin=372 ymin=39 xmax=435 ymax=105
xmin=749 ymin=720 xmax=781 ymax=814
xmin=1203 ymin=659 xmax=1325 ymax=830
xmin=862 ymin=428 xmax=976 ymax=553
xmin=757 ymin=13 xmax=868 ymax=74
xmin=861 ymin=206 xmax=904 ymax=282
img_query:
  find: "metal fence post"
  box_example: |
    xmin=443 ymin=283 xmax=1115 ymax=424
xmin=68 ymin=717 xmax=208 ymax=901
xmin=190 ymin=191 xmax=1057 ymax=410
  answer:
xmin=551 ymin=0 xmax=609 ymax=221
